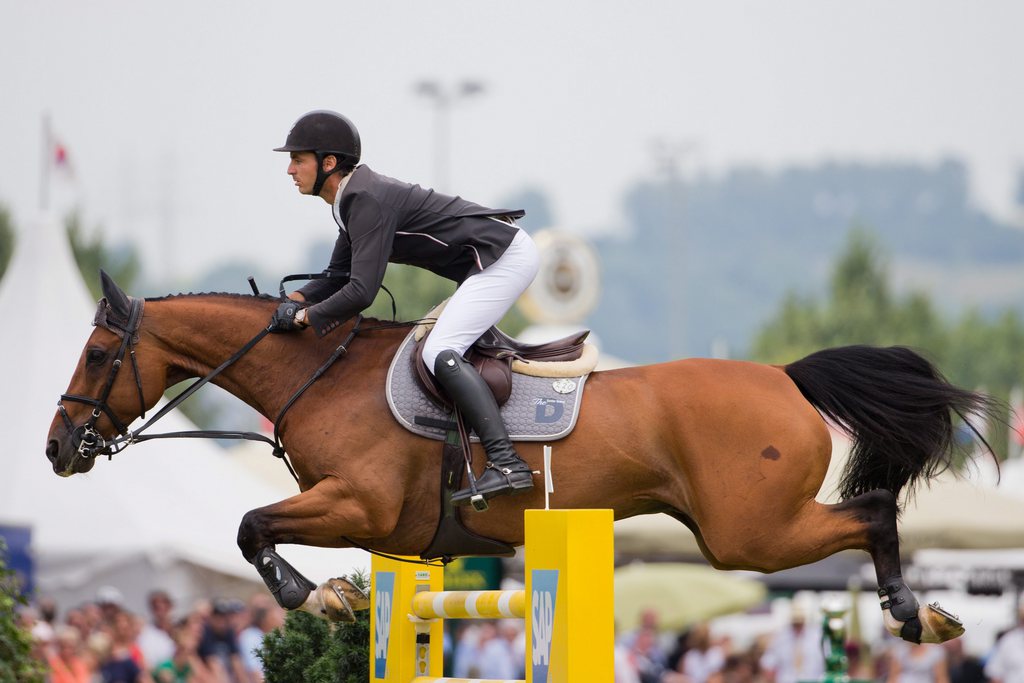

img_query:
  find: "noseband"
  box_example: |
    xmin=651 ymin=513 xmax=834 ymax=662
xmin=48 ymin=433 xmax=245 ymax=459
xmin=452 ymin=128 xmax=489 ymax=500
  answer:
xmin=58 ymin=297 xmax=147 ymax=460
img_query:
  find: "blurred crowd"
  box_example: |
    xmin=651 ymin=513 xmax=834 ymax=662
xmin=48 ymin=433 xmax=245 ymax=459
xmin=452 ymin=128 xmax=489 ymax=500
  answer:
xmin=438 ymin=602 xmax=1024 ymax=683
xmin=18 ymin=584 xmax=1024 ymax=683
xmin=607 ymin=604 xmax=1024 ymax=683
xmin=16 ymin=586 xmax=284 ymax=683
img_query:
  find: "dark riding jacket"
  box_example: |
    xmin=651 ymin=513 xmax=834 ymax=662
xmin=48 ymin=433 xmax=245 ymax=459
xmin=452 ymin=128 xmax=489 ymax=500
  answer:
xmin=297 ymin=165 xmax=524 ymax=337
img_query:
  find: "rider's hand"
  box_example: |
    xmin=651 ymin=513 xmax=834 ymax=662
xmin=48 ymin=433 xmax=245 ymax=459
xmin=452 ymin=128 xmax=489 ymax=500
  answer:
xmin=269 ymin=301 xmax=307 ymax=332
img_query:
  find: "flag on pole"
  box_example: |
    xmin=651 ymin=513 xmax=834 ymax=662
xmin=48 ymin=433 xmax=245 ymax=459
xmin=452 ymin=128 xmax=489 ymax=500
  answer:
xmin=52 ymin=137 xmax=74 ymax=178
xmin=40 ymin=114 xmax=77 ymax=212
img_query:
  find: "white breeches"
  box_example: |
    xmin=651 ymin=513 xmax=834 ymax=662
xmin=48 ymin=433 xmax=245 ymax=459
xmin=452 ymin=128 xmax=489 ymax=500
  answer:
xmin=421 ymin=228 xmax=539 ymax=374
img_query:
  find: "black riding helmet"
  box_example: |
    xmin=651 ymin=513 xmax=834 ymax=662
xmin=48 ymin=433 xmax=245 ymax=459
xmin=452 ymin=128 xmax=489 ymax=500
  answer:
xmin=274 ymin=110 xmax=361 ymax=195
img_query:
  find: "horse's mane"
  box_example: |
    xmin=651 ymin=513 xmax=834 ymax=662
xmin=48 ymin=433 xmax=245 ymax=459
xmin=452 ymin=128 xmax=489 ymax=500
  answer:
xmin=145 ymin=292 xmax=279 ymax=303
xmin=142 ymin=291 xmax=407 ymax=330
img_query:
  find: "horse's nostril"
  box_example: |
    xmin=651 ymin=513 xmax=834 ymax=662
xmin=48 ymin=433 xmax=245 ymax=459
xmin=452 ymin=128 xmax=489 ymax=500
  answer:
xmin=46 ymin=439 xmax=59 ymax=463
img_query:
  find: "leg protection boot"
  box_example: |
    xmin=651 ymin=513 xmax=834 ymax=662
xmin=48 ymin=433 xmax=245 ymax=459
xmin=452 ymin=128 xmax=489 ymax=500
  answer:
xmin=254 ymin=547 xmax=317 ymax=610
xmin=433 ymin=350 xmax=534 ymax=506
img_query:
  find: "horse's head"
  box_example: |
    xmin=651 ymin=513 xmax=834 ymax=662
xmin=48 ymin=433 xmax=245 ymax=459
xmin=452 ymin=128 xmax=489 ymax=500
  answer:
xmin=46 ymin=271 xmax=169 ymax=476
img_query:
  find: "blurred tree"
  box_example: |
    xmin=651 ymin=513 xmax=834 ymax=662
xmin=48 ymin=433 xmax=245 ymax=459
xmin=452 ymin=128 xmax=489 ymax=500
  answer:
xmin=0 ymin=205 xmax=13 ymax=282
xmin=66 ymin=211 xmax=140 ymax=300
xmin=752 ymin=228 xmax=1024 ymax=458
xmin=0 ymin=540 xmax=46 ymax=683
xmin=751 ymin=230 xmax=945 ymax=361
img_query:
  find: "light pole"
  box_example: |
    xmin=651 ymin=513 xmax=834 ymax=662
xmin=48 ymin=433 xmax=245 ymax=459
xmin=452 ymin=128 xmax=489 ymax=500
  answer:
xmin=414 ymin=80 xmax=486 ymax=192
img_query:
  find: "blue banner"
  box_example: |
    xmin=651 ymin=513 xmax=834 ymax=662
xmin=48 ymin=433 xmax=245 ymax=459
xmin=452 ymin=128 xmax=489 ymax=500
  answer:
xmin=0 ymin=526 xmax=33 ymax=596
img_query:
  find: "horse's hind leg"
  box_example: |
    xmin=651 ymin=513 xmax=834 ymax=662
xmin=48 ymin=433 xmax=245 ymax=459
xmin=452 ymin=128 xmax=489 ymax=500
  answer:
xmin=830 ymin=490 xmax=963 ymax=644
xmin=727 ymin=489 xmax=962 ymax=644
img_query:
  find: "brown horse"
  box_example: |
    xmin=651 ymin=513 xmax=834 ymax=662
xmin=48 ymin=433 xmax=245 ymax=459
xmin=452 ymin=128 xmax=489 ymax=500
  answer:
xmin=47 ymin=274 xmax=995 ymax=643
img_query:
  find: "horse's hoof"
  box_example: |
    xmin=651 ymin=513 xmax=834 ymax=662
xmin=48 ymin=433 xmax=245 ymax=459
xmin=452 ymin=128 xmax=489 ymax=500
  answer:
xmin=883 ymin=602 xmax=964 ymax=643
xmin=330 ymin=576 xmax=370 ymax=612
xmin=308 ymin=583 xmax=354 ymax=622
xmin=312 ymin=577 xmax=370 ymax=622
xmin=919 ymin=602 xmax=965 ymax=642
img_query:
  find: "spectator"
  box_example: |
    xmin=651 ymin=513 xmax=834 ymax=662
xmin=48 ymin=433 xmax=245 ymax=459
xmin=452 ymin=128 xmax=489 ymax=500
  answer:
xmin=237 ymin=595 xmax=284 ymax=682
xmin=139 ymin=590 xmax=176 ymax=670
xmin=942 ymin=639 xmax=985 ymax=683
xmin=985 ymin=603 xmax=1024 ymax=683
xmin=887 ymin=642 xmax=949 ymax=683
xmin=664 ymin=629 xmax=692 ymax=674
xmin=621 ymin=608 xmax=669 ymax=670
xmin=48 ymin=625 xmax=92 ymax=683
xmin=614 ymin=620 xmax=642 ymax=683
xmin=96 ymin=585 xmax=126 ymax=628
xmin=100 ymin=610 xmax=152 ymax=682
xmin=476 ymin=621 xmax=521 ymax=680
xmin=93 ymin=617 xmax=151 ymax=683
xmin=708 ymin=652 xmax=761 ymax=683
xmin=625 ymin=627 xmax=666 ymax=683
xmin=38 ymin=595 xmax=60 ymax=634
xmin=845 ymin=641 xmax=875 ymax=681
xmin=760 ymin=606 xmax=824 ymax=683
xmin=197 ymin=598 xmax=249 ymax=683
xmin=152 ymin=621 xmax=220 ymax=683
xmin=679 ymin=622 xmax=726 ymax=683
xmin=65 ymin=606 xmax=90 ymax=642
xmin=451 ymin=623 xmax=483 ymax=679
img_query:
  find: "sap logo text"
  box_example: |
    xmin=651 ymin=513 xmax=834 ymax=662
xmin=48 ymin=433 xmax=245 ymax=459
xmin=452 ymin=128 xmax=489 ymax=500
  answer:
xmin=374 ymin=572 xmax=395 ymax=679
xmin=531 ymin=569 xmax=559 ymax=682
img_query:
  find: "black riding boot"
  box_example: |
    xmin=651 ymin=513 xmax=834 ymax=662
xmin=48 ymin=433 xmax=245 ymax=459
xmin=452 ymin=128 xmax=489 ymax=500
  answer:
xmin=433 ymin=350 xmax=534 ymax=506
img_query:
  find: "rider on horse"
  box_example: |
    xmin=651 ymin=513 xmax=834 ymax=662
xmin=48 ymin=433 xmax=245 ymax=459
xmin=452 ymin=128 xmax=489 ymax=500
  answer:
xmin=271 ymin=110 xmax=539 ymax=507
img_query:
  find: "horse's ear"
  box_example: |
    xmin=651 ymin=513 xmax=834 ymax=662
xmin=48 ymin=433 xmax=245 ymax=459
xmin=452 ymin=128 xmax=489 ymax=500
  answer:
xmin=99 ymin=269 xmax=132 ymax=319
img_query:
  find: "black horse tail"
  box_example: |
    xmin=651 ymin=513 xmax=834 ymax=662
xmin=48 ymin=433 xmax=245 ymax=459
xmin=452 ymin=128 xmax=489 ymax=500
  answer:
xmin=784 ymin=345 xmax=999 ymax=507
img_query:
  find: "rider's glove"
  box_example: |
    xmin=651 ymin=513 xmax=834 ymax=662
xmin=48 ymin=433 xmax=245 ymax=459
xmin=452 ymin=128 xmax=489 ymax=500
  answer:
xmin=269 ymin=301 xmax=306 ymax=332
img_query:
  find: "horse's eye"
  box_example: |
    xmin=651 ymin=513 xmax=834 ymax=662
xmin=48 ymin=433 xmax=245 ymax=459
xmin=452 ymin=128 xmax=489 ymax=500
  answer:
xmin=86 ymin=348 xmax=108 ymax=366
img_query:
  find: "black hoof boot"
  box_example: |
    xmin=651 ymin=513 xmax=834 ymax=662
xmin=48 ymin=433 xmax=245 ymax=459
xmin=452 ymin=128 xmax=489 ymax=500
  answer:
xmin=451 ymin=460 xmax=535 ymax=507
xmin=879 ymin=576 xmax=923 ymax=643
xmin=255 ymin=547 xmax=317 ymax=610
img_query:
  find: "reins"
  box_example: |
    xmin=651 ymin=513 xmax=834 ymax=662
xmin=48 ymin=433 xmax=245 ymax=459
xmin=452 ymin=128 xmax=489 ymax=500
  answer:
xmin=60 ymin=273 xmax=444 ymax=567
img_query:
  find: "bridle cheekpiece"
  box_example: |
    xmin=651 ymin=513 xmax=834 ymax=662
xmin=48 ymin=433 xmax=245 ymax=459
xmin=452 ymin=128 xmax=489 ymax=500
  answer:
xmin=57 ymin=296 xmax=148 ymax=461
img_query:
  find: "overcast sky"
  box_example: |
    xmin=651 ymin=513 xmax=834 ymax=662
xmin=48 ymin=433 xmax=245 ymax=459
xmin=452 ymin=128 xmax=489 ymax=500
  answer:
xmin=2 ymin=1 xmax=1023 ymax=285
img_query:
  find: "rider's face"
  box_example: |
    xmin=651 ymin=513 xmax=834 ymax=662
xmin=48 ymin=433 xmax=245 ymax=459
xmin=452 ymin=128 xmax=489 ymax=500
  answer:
xmin=287 ymin=151 xmax=319 ymax=195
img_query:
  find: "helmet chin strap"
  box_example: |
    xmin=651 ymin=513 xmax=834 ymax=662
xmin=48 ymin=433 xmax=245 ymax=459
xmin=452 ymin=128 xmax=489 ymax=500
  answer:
xmin=312 ymin=152 xmax=344 ymax=196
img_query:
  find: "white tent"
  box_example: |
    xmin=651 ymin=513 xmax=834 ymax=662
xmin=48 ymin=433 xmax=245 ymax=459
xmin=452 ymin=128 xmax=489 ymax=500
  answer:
xmin=0 ymin=212 xmax=367 ymax=615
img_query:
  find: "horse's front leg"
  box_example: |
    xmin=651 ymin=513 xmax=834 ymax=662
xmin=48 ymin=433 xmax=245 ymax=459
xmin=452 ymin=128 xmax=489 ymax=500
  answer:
xmin=236 ymin=475 xmax=396 ymax=622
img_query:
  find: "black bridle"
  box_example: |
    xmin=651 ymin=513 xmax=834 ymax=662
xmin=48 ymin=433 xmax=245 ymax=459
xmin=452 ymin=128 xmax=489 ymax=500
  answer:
xmin=53 ymin=283 xmax=374 ymax=480
xmin=58 ymin=297 xmax=148 ymax=461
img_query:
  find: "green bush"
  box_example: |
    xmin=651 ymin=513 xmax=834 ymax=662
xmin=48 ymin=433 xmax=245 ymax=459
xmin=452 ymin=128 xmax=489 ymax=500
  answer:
xmin=0 ymin=540 xmax=46 ymax=683
xmin=259 ymin=571 xmax=370 ymax=683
